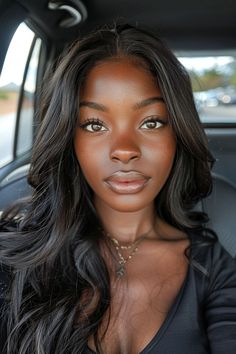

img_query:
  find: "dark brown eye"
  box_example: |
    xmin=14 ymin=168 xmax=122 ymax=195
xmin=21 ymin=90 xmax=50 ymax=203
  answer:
xmin=91 ymin=124 xmax=102 ymax=131
xmin=79 ymin=118 xmax=107 ymax=132
xmin=140 ymin=118 xmax=164 ymax=130
xmin=146 ymin=121 xmax=158 ymax=128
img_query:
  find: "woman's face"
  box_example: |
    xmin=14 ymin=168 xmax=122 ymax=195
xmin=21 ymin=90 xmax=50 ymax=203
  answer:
xmin=74 ymin=57 xmax=176 ymax=212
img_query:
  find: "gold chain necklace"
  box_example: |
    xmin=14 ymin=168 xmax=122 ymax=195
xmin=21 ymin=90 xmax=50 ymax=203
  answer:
xmin=100 ymin=228 xmax=151 ymax=277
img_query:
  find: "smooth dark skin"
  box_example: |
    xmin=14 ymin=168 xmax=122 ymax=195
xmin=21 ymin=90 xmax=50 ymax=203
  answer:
xmin=74 ymin=57 xmax=190 ymax=353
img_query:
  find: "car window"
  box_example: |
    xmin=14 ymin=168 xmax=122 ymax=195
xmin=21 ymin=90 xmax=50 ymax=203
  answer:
xmin=178 ymin=52 xmax=236 ymax=124
xmin=16 ymin=37 xmax=41 ymax=156
xmin=0 ymin=22 xmax=41 ymax=168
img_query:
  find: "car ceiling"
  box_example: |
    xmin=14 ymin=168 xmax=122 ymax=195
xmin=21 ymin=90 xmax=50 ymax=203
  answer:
xmin=4 ymin=0 xmax=236 ymax=50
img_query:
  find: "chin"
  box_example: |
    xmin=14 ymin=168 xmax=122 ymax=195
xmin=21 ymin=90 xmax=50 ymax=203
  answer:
xmin=105 ymin=197 xmax=155 ymax=213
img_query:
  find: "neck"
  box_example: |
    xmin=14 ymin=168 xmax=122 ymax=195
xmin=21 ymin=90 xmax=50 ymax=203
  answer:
xmin=94 ymin=199 xmax=159 ymax=243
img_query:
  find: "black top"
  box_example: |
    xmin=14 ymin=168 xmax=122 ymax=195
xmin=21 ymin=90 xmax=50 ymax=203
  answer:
xmin=1 ymin=234 xmax=236 ymax=354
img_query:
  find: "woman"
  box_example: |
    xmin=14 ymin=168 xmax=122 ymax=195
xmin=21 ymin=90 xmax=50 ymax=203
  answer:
xmin=0 ymin=21 xmax=236 ymax=354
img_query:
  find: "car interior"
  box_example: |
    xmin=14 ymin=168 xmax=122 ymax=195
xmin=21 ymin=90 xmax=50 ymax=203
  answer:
xmin=0 ymin=0 xmax=236 ymax=257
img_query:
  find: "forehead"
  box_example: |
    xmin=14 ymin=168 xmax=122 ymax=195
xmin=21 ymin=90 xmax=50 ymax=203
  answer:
xmin=80 ymin=57 xmax=162 ymax=100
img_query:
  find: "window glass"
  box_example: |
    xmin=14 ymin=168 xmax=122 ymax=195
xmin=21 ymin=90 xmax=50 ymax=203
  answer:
xmin=0 ymin=23 xmax=39 ymax=168
xmin=178 ymin=53 xmax=236 ymax=123
xmin=16 ymin=38 xmax=42 ymax=156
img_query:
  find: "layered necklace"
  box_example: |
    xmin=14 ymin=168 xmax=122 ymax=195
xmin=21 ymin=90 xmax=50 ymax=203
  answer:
xmin=100 ymin=227 xmax=153 ymax=278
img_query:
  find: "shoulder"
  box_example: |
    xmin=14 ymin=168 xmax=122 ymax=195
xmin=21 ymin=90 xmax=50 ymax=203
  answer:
xmin=207 ymin=240 xmax=236 ymax=289
xmin=189 ymin=232 xmax=236 ymax=287
xmin=192 ymin=237 xmax=236 ymax=352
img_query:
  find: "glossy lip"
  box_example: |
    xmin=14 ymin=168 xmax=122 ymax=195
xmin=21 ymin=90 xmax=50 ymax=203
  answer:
xmin=104 ymin=171 xmax=150 ymax=194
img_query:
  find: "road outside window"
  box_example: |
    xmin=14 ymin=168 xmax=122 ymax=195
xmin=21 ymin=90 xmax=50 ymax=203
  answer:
xmin=0 ymin=23 xmax=40 ymax=168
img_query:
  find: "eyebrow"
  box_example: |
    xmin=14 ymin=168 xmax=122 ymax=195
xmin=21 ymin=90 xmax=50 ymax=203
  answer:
xmin=79 ymin=96 xmax=164 ymax=112
xmin=133 ymin=96 xmax=164 ymax=110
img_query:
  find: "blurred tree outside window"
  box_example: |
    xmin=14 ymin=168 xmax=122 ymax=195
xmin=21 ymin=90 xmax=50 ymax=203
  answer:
xmin=179 ymin=54 xmax=236 ymax=123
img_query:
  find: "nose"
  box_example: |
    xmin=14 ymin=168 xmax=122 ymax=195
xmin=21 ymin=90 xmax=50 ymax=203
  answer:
xmin=110 ymin=136 xmax=141 ymax=164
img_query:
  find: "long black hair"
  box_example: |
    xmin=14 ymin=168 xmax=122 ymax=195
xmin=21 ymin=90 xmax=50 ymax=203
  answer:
xmin=0 ymin=21 xmax=216 ymax=353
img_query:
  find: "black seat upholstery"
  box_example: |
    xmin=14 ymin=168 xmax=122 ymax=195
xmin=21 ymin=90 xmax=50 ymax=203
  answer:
xmin=0 ymin=164 xmax=31 ymax=211
xmin=0 ymin=166 xmax=236 ymax=257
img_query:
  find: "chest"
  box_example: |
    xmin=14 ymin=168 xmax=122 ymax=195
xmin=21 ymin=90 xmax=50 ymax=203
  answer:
xmin=87 ymin=248 xmax=188 ymax=354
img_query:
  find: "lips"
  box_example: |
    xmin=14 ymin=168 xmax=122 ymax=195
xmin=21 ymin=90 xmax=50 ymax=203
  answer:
xmin=104 ymin=171 xmax=150 ymax=194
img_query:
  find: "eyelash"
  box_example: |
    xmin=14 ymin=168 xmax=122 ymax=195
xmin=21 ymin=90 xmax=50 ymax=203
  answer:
xmin=78 ymin=116 xmax=167 ymax=132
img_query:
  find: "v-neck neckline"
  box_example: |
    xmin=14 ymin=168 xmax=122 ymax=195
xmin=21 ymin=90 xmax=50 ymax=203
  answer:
xmin=139 ymin=254 xmax=190 ymax=353
xmin=86 ymin=232 xmax=192 ymax=354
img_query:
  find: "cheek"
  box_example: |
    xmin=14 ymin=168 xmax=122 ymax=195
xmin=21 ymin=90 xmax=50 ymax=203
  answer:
xmin=147 ymin=132 xmax=176 ymax=175
xmin=159 ymin=141 xmax=176 ymax=171
xmin=73 ymin=134 xmax=106 ymax=183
